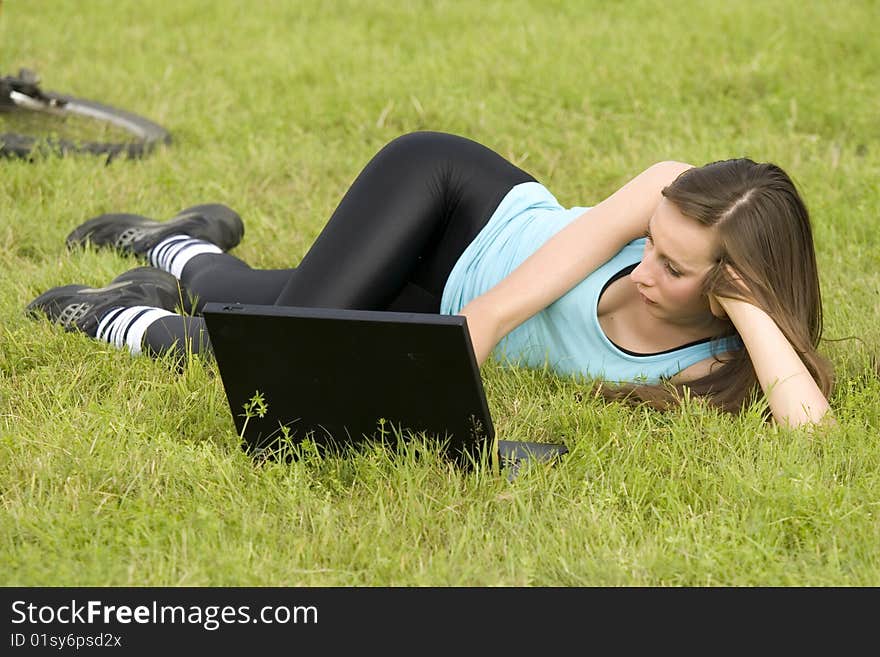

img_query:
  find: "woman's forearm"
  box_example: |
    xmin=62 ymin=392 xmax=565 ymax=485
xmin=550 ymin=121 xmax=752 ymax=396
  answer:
xmin=459 ymin=296 xmax=506 ymax=366
xmin=722 ymin=298 xmax=832 ymax=428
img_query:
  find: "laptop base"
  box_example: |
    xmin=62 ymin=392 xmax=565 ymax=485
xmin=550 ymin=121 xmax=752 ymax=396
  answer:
xmin=498 ymin=440 xmax=569 ymax=481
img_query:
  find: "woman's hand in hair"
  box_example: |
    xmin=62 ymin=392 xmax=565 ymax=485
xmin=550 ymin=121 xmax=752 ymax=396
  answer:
xmin=707 ymin=264 xmax=751 ymax=321
xmin=708 ymin=267 xmax=832 ymax=428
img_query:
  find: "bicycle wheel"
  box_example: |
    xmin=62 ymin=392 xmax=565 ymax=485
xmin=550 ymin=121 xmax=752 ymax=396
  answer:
xmin=0 ymin=69 xmax=171 ymax=161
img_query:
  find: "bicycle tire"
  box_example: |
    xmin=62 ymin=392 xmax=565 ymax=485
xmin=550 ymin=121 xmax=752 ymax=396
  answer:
xmin=1 ymin=73 xmax=171 ymax=161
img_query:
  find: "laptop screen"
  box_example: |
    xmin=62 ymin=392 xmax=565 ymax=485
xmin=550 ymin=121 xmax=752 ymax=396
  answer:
xmin=202 ymin=303 xmax=495 ymax=464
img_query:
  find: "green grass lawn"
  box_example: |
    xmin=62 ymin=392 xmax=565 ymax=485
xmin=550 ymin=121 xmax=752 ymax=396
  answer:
xmin=1 ymin=0 xmax=878 ymax=586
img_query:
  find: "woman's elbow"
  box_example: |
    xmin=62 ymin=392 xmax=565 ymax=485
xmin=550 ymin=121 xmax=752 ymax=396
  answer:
xmin=652 ymin=160 xmax=694 ymax=181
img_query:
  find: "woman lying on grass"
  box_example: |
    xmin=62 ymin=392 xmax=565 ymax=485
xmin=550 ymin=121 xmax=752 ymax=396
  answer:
xmin=27 ymin=131 xmax=834 ymax=429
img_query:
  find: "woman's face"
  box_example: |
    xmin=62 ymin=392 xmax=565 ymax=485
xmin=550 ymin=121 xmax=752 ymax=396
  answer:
xmin=629 ymin=197 xmax=720 ymax=327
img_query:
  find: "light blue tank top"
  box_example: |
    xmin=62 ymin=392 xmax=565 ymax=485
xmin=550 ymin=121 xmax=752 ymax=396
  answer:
xmin=440 ymin=182 xmax=741 ymax=384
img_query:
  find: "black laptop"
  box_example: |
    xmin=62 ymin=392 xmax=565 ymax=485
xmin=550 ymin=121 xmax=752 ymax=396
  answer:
xmin=202 ymin=302 xmax=568 ymax=472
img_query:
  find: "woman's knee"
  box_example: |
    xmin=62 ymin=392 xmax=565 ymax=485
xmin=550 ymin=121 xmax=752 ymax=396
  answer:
xmin=375 ymin=131 xmax=531 ymax=189
xmin=381 ymin=130 xmax=460 ymax=152
xmin=374 ymin=131 xmax=472 ymax=169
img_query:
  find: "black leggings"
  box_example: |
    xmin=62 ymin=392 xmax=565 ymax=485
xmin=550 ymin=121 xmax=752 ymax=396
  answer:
xmin=144 ymin=131 xmax=537 ymax=357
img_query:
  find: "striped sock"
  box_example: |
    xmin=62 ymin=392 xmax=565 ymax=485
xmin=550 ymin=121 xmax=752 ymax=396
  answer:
xmin=96 ymin=306 xmax=177 ymax=355
xmin=148 ymin=234 xmax=223 ymax=279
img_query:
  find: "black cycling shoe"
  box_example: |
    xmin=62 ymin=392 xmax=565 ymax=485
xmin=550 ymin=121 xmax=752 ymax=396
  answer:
xmin=111 ymin=266 xmax=193 ymax=313
xmin=65 ymin=203 xmax=244 ymax=255
xmin=26 ymin=267 xmax=184 ymax=337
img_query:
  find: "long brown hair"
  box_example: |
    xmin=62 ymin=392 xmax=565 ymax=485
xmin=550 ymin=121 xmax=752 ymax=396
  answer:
xmin=600 ymin=158 xmax=834 ymax=416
